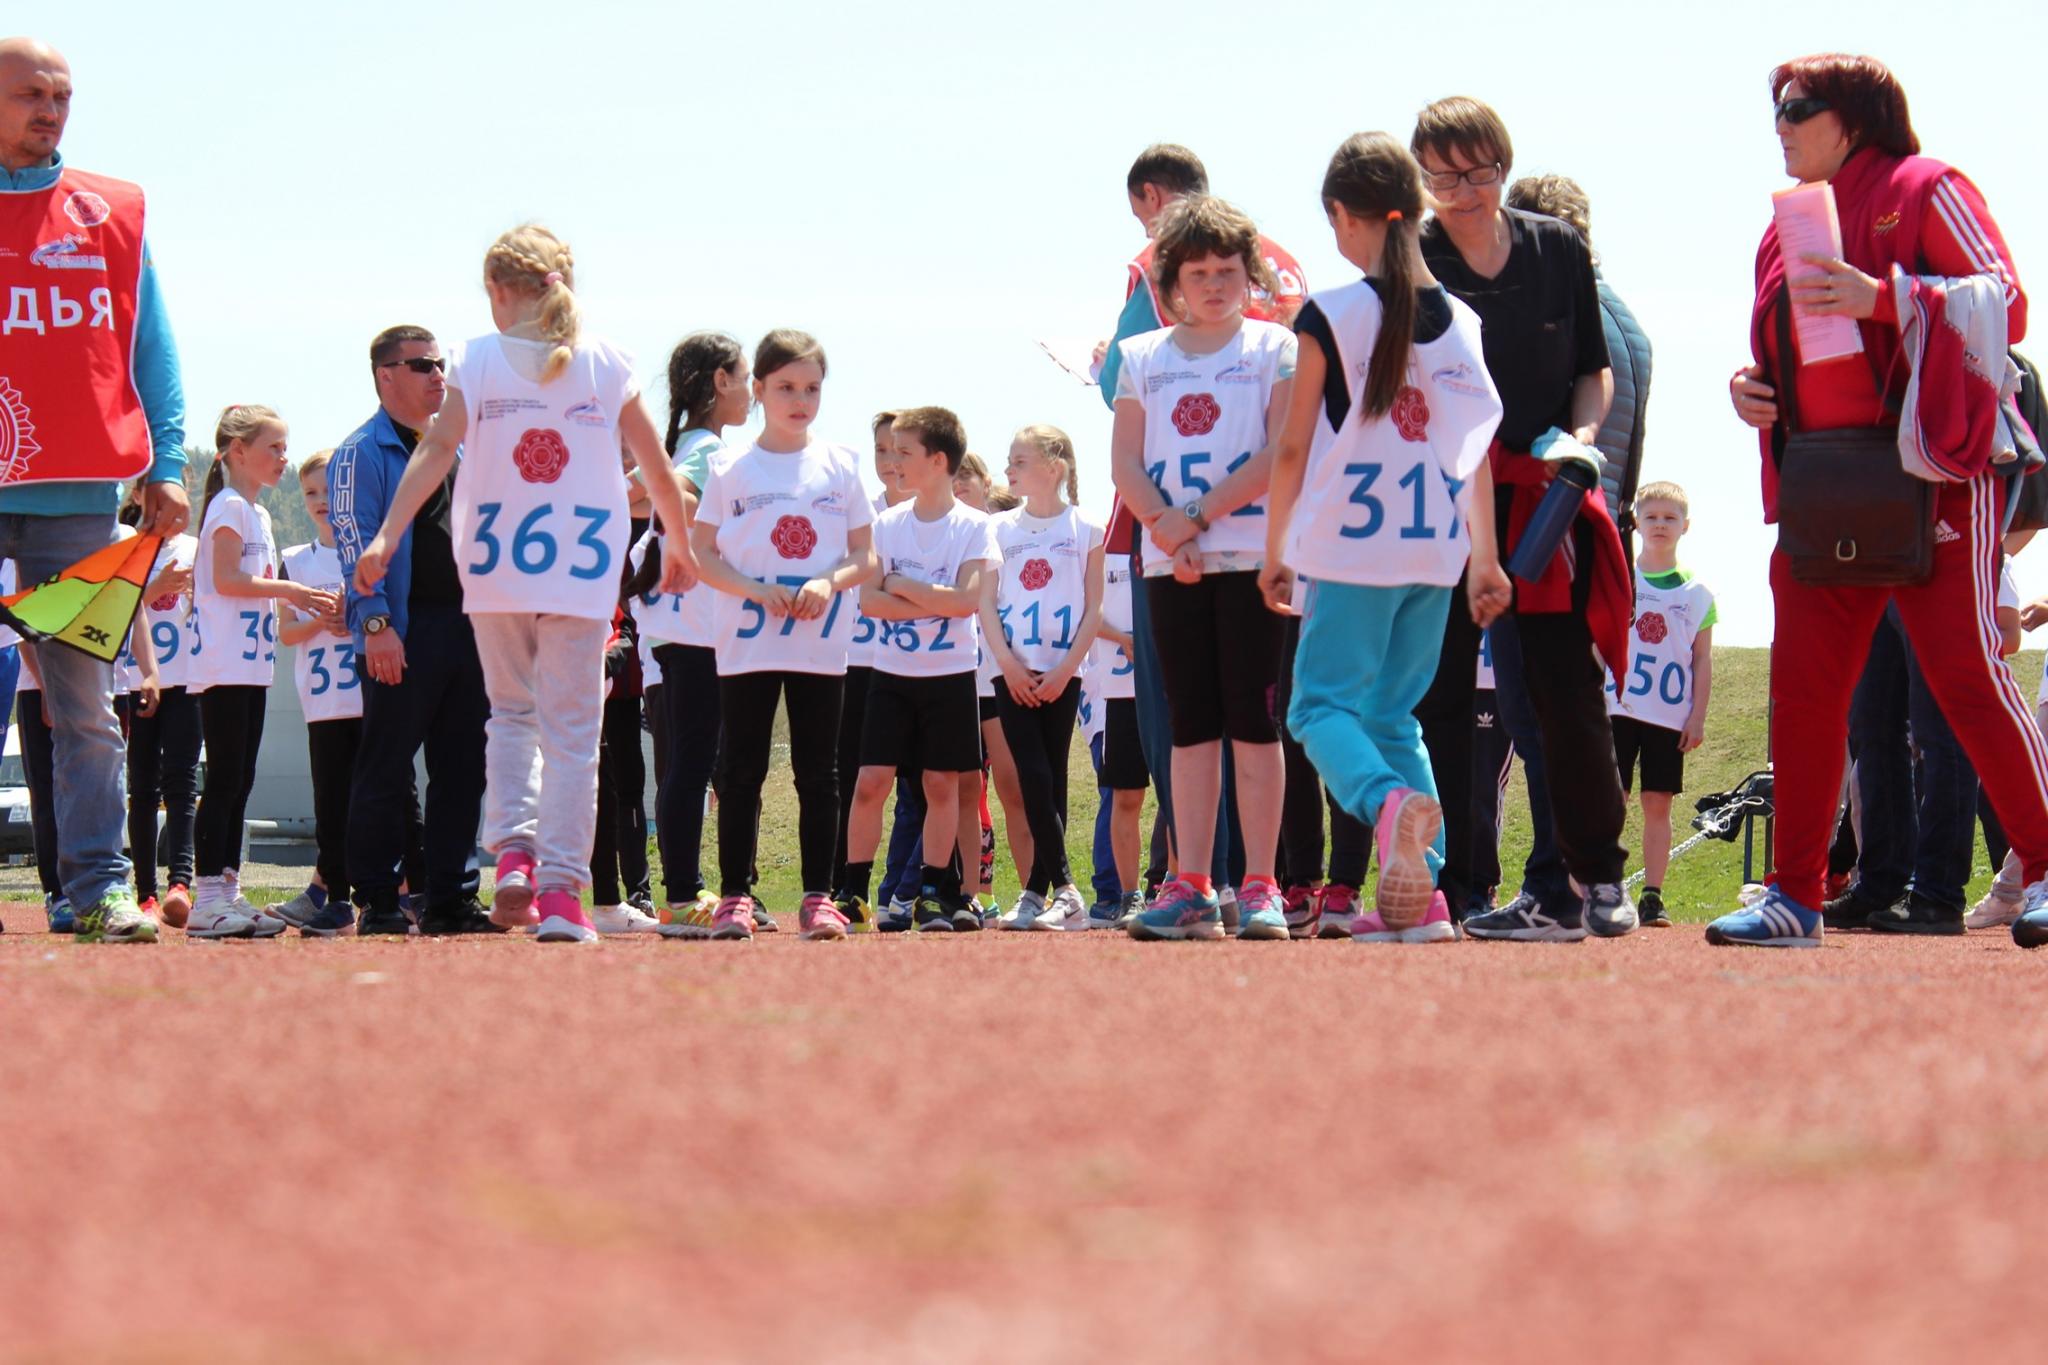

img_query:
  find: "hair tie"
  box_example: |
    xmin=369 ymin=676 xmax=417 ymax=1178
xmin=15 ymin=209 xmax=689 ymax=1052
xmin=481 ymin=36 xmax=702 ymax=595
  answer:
xmin=1386 ymin=210 xmax=1403 ymax=222
xmin=543 ymin=271 xmax=563 ymax=286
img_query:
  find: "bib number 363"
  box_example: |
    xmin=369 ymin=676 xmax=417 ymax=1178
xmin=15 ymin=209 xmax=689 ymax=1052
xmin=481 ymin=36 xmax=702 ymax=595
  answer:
xmin=468 ymin=502 xmax=612 ymax=581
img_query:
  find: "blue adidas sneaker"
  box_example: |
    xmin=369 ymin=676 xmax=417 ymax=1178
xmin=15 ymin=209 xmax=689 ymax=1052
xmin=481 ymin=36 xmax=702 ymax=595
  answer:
xmin=1704 ymin=888 xmax=1823 ymax=949
xmin=1128 ymin=876 xmax=1223 ymax=941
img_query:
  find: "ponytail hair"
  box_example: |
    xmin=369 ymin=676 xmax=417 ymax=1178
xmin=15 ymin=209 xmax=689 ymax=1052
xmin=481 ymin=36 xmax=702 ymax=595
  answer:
xmin=485 ymin=224 xmax=579 ymax=382
xmin=1012 ymin=423 xmax=1080 ymax=505
xmin=1321 ymin=132 xmax=1426 ymax=420
xmin=665 ymin=331 xmax=746 ymax=455
xmin=205 ymin=402 xmax=283 ymax=521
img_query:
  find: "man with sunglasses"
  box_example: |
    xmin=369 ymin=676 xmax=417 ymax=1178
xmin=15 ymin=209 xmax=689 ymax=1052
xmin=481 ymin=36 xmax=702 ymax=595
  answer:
xmin=327 ymin=325 xmax=495 ymax=935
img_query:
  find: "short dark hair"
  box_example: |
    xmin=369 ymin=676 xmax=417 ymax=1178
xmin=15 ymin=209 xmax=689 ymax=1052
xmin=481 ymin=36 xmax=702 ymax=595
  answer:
xmin=1126 ymin=144 xmax=1208 ymax=197
xmin=1411 ymin=96 xmax=1514 ymax=177
xmin=370 ymin=324 xmax=436 ymax=369
xmin=892 ymin=406 xmax=968 ymax=473
xmin=1768 ymin=53 xmax=1919 ymax=157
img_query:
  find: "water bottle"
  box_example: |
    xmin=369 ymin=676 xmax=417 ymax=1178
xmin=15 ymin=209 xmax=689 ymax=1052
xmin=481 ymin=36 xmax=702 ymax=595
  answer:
xmin=1505 ymin=455 xmax=1599 ymax=582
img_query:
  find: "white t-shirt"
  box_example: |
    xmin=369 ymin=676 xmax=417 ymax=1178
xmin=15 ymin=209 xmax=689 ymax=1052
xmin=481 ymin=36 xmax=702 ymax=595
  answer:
xmin=869 ymin=500 xmax=995 ymax=679
xmin=846 ymin=491 xmax=893 ymax=669
xmin=447 ymin=333 xmax=638 ymax=621
xmin=1078 ymin=663 xmax=1107 ymax=743
xmin=1282 ymin=282 xmax=1501 ymax=589
xmin=1115 ymin=319 xmax=1296 ymax=577
xmin=638 ymin=629 xmax=663 ymax=689
xmin=633 ymin=428 xmax=723 ymax=648
xmin=697 ymin=439 xmax=873 ymax=676
xmin=1476 ymin=625 xmax=1497 ymax=691
xmin=110 ymin=525 xmax=145 ymax=695
xmin=281 ymin=541 xmax=362 ymax=722
xmin=188 ymin=487 xmax=278 ymax=692
xmin=1087 ymin=552 xmax=1137 ymax=703
xmin=990 ymin=504 xmax=1102 ymax=673
xmin=1608 ymin=568 xmax=1717 ymax=732
xmin=139 ymin=532 xmax=200 ymax=691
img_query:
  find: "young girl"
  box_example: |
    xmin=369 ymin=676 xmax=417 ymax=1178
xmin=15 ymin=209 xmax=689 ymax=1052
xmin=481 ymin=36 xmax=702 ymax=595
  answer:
xmin=187 ymin=405 xmax=338 ymax=939
xmin=1259 ymin=132 xmax=1507 ymax=942
xmin=1108 ymin=195 xmax=1293 ymax=941
xmin=354 ymin=224 xmax=696 ymax=945
xmin=272 ymin=449 xmax=366 ymax=936
xmin=984 ymin=425 xmax=1103 ymax=930
xmin=689 ymin=329 xmax=875 ymax=940
xmin=626 ymin=331 xmax=751 ymax=939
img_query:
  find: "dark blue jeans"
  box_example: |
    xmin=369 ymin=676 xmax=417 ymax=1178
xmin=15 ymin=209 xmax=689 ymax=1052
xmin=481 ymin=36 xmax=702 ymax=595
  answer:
xmin=877 ymin=773 xmax=926 ymax=904
xmin=1848 ymin=606 xmax=1975 ymax=909
xmin=1088 ymin=731 xmax=1118 ymax=903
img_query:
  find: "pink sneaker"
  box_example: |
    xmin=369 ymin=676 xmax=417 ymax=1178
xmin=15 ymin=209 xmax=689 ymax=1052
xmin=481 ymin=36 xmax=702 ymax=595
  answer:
xmin=533 ymin=889 xmax=598 ymax=944
xmin=1316 ymin=883 xmax=1359 ymax=939
xmin=1283 ymin=883 xmax=1321 ymax=939
xmin=1374 ymin=788 xmax=1443 ymax=931
xmin=798 ymin=892 xmax=848 ymax=941
xmin=491 ymin=848 xmax=539 ymax=928
xmin=710 ymin=895 xmax=756 ymax=941
xmin=1353 ymin=889 xmax=1456 ymax=943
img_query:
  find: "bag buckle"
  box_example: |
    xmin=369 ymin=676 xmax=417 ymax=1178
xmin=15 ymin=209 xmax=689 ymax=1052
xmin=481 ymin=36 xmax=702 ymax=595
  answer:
xmin=1835 ymin=538 xmax=1858 ymax=562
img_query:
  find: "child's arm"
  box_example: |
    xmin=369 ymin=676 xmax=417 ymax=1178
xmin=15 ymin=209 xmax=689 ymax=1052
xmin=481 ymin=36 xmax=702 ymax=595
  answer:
xmin=885 ymin=561 xmax=985 ymax=618
xmin=688 ymin=518 xmax=794 ymax=615
xmin=1035 ymin=542 xmax=1104 ymax=702
xmin=859 ymin=579 xmax=931 ymax=620
xmin=621 ymin=394 xmax=699 ymax=593
xmin=353 ymin=388 xmax=466 ymax=593
xmin=131 ymin=611 xmax=161 ymax=718
xmin=2022 ymin=594 xmax=2048 ymax=632
xmin=210 ymin=526 xmax=333 ymax=614
xmin=142 ymin=558 xmax=191 ymax=604
xmin=274 ymin=560 xmax=329 ymax=647
xmin=1681 ymin=625 xmax=1713 ymax=751
xmin=1260 ymin=335 xmax=1324 ymax=614
xmin=1110 ymin=397 xmax=1196 ymax=557
xmin=977 ymin=563 xmax=1040 ymax=704
xmin=792 ymin=525 xmax=877 ymax=620
xmin=1999 ymin=606 xmax=2023 ymax=657
xmin=1463 ymin=459 xmax=1510 ymax=627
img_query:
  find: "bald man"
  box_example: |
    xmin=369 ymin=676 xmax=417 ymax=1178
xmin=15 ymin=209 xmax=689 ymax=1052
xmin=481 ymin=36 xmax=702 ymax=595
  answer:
xmin=1 ymin=37 xmax=189 ymax=943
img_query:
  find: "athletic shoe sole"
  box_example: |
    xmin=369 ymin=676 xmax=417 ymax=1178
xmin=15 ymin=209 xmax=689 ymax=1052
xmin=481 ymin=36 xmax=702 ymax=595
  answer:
xmin=298 ymin=921 xmax=359 ymax=938
xmin=534 ymin=915 xmax=599 ymax=943
xmin=1354 ymin=921 xmax=1458 ymax=944
xmin=656 ymin=923 xmax=714 ymax=940
xmin=1315 ymin=917 xmax=1354 ymax=940
xmin=1703 ymin=924 xmax=1822 ymax=949
xmin=1375 ymin=791 xmax=1442 ymax=932
xmin=491 ymin=874 xmax=538 ymax=929
xmin=1236 ymin=916 xmax=1290 ymax=941
xmin=1127 ymin=919 xmax=1225 ymax=941
xmin=1465 ymin=922 xmax=1588 ymax=943
xmin=708 ymin=926 xmax=755 ymax=941
xmin=77 ymin=921 xmax=159 ymax=945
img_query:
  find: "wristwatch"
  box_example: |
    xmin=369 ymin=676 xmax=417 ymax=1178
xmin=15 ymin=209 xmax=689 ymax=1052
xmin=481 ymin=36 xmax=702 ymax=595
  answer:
xmin=1182 ymin=500 xmax=1211 ymax=532
xmin=364 ymin=614 xmax=390 ymax=635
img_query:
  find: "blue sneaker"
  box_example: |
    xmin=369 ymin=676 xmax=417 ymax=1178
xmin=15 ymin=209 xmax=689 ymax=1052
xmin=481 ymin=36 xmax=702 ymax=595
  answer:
xmin=1235 ymin=880 xmax=1291 ymax=940
xmin=299 ymin=899 xmax=359 ymax=938
xmin=2015 ymin=885 xmax=2048 ymax=948
xmin=1704 ymin=888 xmax=1823 ymax=949
xmin=45 ymin=893 xmax=74 ymax=934
xmin=1128 ymin=877 xmax=1223 ymax=941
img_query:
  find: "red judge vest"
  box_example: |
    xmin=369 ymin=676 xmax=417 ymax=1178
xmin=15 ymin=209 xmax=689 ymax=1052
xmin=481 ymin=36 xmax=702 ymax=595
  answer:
xmin=0 ymin=167 xmax=151 ymax=486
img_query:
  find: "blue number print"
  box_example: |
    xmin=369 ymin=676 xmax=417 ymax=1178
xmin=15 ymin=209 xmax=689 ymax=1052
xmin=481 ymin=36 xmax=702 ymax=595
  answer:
xmin=1398 ymin=464 xmax=1437 ymax=540
xmin=569 ymin=507 xmax=612 ymax=581
xmin=238 ymin=610 xmax=275 ymax=663
xmin=1224 ymin=451 xmax=1263 ymax=516
xmin=307 ymin=645 xmax=332 ymax=696
xmin=470 ymin=502 xmax=504 ymax=575
xmin=510 ymin=506 xmax=558 ymax=575
xmin=1341 ymin=463 xmax=1384 ymax=540
xmin=151 ymin=620 xmax=178 ymax=664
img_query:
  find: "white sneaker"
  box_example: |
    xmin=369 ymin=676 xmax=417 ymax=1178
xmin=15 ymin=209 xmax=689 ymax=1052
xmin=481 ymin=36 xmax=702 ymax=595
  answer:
xmin=591 ymin=903 xmax=662 ymax=935
xmin=998 ymin=890 xmax=1046 ymax=930
xmin=186 ymin=879 xmax=258 ymax=940
xmin=1033 ymin=885 xmax=1088 ymax=932
xmin=1966 ymin=885 xmax=2025 ymax=930
xmin=229 ymin=891 xmax=288 ymax=938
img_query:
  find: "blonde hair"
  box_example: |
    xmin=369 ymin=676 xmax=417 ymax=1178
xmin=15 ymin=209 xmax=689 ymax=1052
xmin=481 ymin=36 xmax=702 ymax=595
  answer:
xmin=1635 ymin=480 xmax=1690 ymax=514
xmin=988 ymin=484 xmax=1022 ymax=513
xmin=297 ymin=448 xmax=335 ymax=484
xmin=205 ymin=403 xmax=284 ymax=518
xmin=1012 ymin=423 xmax=1080 ymax=505
xmin=484 ymin=224 xmax=578 ymax=382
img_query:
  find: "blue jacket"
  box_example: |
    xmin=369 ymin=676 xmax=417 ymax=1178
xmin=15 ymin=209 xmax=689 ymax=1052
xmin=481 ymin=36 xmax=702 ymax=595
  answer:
xmin=1593 ymin=272 xmax=1652 ymax=527
xmin=328 ymin=406 xmax=421 ymax=645
xmin=0 ymin=151 xmax=185 ymax=516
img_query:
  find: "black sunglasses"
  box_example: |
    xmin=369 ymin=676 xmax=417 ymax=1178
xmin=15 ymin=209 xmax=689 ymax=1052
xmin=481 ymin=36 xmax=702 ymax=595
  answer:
xmin=1774 ymin=97 xmax=1830 ymax=125
xmin=378 ymin=356 xmax=446 ymax=374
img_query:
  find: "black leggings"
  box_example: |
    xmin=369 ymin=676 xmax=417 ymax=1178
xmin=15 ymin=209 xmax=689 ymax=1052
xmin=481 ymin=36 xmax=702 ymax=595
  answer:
xmin=654 ymin=644 xmax=721 ymax=903
xmin=195 ymin=685 xmax=266 ymax=878
xmin=996 ymin=679 xmax=1081 ymax=894
xmin=715 ymin=669 xmax=841 ymax=898
xmin=1145 ymin=571 xmax=1284 ymax=747
xmin=125 ymin=685 xmax=202 ymax=899
xmin=833 ymin=665 xmax=873 ymax=889
xmin=306 ymin=716 xmax=359 ymax=904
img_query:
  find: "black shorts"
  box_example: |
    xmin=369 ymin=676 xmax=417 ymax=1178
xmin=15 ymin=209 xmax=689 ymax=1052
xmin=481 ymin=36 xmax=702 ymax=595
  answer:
xmin=978 ymin=693 xmax=999 ymax=723
xmin=1144 ymin=570 xmax=1284 ymax=746
xmin=1611 ymin=714 xmax=1683 ymax=795
xmin=1102 ymin=696 xmax=1149 ymax=790
xmin=861 ymin=670 xmax=984 ymax=773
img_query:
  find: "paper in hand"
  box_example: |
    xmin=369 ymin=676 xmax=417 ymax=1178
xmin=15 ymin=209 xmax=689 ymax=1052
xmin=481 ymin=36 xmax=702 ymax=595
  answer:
xmin=1772 ymin=182 xmax=1865 ymax=364
xmin=1036 ymin=337 xmax=1103 ymax=387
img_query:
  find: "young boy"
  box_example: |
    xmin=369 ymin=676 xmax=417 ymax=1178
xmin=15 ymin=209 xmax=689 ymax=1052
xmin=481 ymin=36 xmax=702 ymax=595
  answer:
xmin=1608 ymin=481 xmax=1715 ymax=928
xmin=834 ymin=407 xmax=997 ymax=932
xmin=271 ymin=450 xmax=367 ymax=936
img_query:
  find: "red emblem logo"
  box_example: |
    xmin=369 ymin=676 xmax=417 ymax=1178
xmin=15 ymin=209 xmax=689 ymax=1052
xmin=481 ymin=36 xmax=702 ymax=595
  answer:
xmin=149 ymin=593 xmax=180 ymax=613
xmin=770 ymin=514 xmax=818 ymax=560
xmin=1636 ymin=611 xmax=1668 ymax=645
xmin=1171 ymin=392 xmax=1221 ymax=437
xmin=511 ymin=428 xmax=570 ymax=484
xmin=1392 ymin=385 xmax=1430 ymax=442
xmin=1019 ymin=558 xmax=1053 ymax=591
xmin=63 ymin=191 xmax=112 ymax=228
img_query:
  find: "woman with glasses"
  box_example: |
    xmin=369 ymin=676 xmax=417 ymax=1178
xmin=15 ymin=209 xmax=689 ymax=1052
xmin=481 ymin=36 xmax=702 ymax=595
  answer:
xmin=1716 ymin=53 xmax=2048 ymax=948
xmin=1406 ymin=95 xmax=1636 ymax=943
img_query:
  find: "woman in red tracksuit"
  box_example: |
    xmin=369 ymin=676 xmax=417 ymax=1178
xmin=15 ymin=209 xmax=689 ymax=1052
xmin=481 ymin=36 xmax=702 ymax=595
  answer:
xmin=1720 ymin=52 xmax=2048 ymax=948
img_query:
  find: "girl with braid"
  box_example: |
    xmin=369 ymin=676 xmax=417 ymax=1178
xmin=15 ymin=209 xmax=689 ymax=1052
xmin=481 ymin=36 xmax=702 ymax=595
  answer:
xmin=354 ymin=224 xmax=698 ymax=944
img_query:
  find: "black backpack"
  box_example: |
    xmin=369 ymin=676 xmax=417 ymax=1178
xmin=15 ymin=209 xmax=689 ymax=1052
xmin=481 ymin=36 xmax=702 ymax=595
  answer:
xmin=2003 ymin=350 xmax=2048 ymax=532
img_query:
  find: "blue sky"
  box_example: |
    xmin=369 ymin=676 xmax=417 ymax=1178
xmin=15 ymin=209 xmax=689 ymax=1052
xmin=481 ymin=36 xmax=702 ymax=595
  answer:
xmin=38 ymin=0 xmax=2048 ymax=643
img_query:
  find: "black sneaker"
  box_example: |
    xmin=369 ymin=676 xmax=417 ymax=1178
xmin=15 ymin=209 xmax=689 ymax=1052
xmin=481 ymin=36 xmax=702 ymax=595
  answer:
xmin=1639 ymin=890 xmax=1673 ymax=928
xmin=949 ymin=898 xmax=984 ymax=933
xmin=418 ymin=896 xmax=505 ymax=936
xmin=1463 ymin=891 xmax=1586 ymax=942
xmin=751 ymin=900 xmax=780 ymax=933
xmin=1583 ymin=882 xmax=1638 ymax=938
xmin=357 ymin=893 xmax=416 ymax=937
xmin=911 ymin=894 xmax=954 ymax=933
xmin=1865 ymin=890 xmax=1965 ymax=936
xmin=1821 ymin=885 xmax=1893 ymax=931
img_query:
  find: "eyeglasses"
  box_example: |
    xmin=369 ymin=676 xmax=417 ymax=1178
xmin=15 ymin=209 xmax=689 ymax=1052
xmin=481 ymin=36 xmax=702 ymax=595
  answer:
xmin=377 ymin=356 xmax=446 ymax=375
xmin=1423 ymin=162 xmax=1503 ymax=194
xmin=1774 ymin=97 xmax=1831 ymax=125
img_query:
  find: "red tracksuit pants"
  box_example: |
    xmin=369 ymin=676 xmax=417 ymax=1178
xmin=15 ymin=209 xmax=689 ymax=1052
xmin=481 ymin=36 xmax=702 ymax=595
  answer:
xmin=1770 ymin=470 xmax=2048 ymax=908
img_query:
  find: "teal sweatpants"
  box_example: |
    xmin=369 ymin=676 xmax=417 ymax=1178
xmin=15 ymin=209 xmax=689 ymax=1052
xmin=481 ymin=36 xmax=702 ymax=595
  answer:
xmin=1288 ymin=578 xmax=1451 ymax=880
